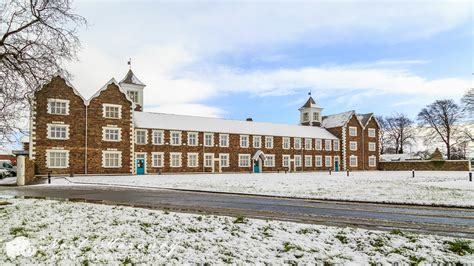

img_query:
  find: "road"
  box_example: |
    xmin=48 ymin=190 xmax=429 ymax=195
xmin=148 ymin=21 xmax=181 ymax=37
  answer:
xmin=0 ymin=185 xmax=473 ymax=238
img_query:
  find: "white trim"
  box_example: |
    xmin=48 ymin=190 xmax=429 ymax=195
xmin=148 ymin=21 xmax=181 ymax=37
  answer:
xmin=265 ymin=136 xmax=273 ymax=149
xmin=87 ymin=78 xmax=135 ymax=109
xmin=151 ymin=152 xmax=164 ymax=167
xmin=294 ymin=138 xmax=302 ymax=150
xmin=47 ymin=98 xmax=70 ymax=115
xmin=368 ymin=128 xmax=376 ymax=138
xmin=238 ymin=154 xmax=251 ymax=167
xmin=135 ymin=152 xmax=147 ymax=174
xmin=152 ymin=130 xmax=164 ymax=145
xmin=304 ymin=138 xmax=312 ymax=150
xmin=47 ymin=124 xmax=70 ymax=140
xmin=350 ymin=141 xmax=358 ymax=151
xmin=204 ymin=153 xmax=214 ymax=167
xmin=325 ymin=155 xmax=332 ymax=167
xmin=282 ymin=154 xmax=291 ymax=167
xmin=187 ymin=153 xmax=199 ymax=167
xmin=170 ymin=131 xmax=182 ymax=146
xmin=349 ymin=126 xmax=357 ymax=137
xmin=102 ymin=103 xmax=122 ymax=119
xmin=315 ymin=139 xmax=322 ymax=150
xmin=102 ymin=151 xmax=122 ymax=168
xmin=264 ymin=154 xmax=275 ymax=167
xmin=219 ymin=153 xmax=230 ymax=167
xmin=294 ymin=155 xmax=302 ymax=167
xmin=304 ymin=155 xmax=312 ymax=167
xmin=315 ymin=155 xmax=322 ymax=167
xmin=219 ymin=134 xmax=229 ymax=147
xmin=240 ymin=135 xmax=249 ymax=148
xmin=350 ymin=155 xmax=358 ymax=167
xmin=187 ymin=132 xmax=199 ymax=146
xmin=253 ymin=135 xmax=262 ymax=148
xmin=204 ymin=132 xmax=214 ymax=147
xmin=46 ymin=149 xmax=69 ymax=168
xmin=369 ymin=155 xmax=377 ymax=167
xmin=102 ymin=127 xmax=122 ymax=142
xmin=324 ymin=139 xmax=332 ymax=151
xmin=135 ymin=129 xmax=147 ymax=145
xmin=368 ymin=142 xmax=376 ymax=152
xmin=282 ymin=137 xmax=290 ymax=150
xmin=333 ymin=139 xmax=340 ymax=151
xmin=170 ymin=152 xmax=182 ymax=167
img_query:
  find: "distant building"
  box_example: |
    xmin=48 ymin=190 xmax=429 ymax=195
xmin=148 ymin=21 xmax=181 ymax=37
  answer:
xmin=28 ymin=70 xmax=380 ymax=175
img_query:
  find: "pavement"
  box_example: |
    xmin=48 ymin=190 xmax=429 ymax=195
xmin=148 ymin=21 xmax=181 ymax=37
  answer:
xmin=0 ymin=184 xmax=473 ymax=239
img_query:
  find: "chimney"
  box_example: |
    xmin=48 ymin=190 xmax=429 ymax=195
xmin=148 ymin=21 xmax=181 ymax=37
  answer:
xmin=246 ymin=118 xmax=253 ymax=122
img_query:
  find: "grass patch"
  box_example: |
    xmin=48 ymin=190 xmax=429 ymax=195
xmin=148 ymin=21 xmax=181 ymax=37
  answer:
xmin=445 ymin=239 xmax=473 ymax=256
xmin=390 ymin=229 xmax=405 ymax=236
xmin=233 ymin=215 xmax=247 ymax=224
xmin=10 ymin=226 xmax=28 ymax=237
xmin=409 ymin=255 xmax=425 ymax=265
xmin=335 ymin=233 xmax=348 ymax=244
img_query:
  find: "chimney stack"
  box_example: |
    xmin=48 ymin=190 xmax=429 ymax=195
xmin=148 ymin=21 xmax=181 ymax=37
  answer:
xmin=246 ymin=118 xmax=253 ymax=122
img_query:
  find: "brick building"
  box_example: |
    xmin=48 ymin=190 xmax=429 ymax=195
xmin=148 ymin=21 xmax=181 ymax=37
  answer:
xmin=29 ymin=71 xmax=380 ymax=176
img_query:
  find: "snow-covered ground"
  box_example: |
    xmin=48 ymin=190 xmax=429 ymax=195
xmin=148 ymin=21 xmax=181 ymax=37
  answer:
xmin=56 ymin=171 xmax=474 ymax=207
xmin=0 ymin=198 xmax=472 ymax=264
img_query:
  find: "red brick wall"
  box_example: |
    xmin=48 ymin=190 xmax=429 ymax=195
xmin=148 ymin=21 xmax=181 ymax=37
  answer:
xmin=344 ymin=114 xmax=364 ymax=170
xmin=362 ymin=117 xmax=380 ymax=170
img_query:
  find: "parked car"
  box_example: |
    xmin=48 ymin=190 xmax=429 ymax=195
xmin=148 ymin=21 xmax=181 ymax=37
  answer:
xmin=0 ymin=169 xmax=9 ymax=179
xmin=0 ymin=161 xmax=16 ymax=177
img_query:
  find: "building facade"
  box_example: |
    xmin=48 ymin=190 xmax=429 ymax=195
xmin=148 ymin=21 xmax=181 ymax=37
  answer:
xmin=29 ymin=71 xmax=380 ymax=176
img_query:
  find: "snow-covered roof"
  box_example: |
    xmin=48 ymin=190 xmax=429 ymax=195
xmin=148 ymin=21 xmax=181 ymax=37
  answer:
xmin=322 ymin=111 xmax=355 ymax=128
xmin=299 ymin=96 xmax=320 ymax=109
xmin=120 ymin=69 xmax=145 ymax=86
xmin=380 ymin=154 xmax=422 ymax=162
xmin=87 ymin=78 xmax=135 ymax=108
xmin=134 ymin=112 xmax=338 ymax=139
xmin=357 ymin=113 xmax=373 ymax=127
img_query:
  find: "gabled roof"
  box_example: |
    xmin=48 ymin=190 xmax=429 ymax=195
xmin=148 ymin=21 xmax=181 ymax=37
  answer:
xmin=36 ymin=75 xmax=87 ymax=103
xmin=299 ymin=96 xmax=321 ymax=109
xmin=134 ymin=111 xmax=338 ymax=140
xmin=357 ymin=113 xmax=373 ymax=127
xmin=322 ymin=110 xmax=355 ymax=128
xmin=86 ymin=78 xmax=135 ymax=108
xmin=120 ymin=69 xmax=145 ymax=86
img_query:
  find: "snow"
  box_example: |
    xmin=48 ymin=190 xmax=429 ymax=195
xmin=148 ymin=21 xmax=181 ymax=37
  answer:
xmin=134 ymin=111 xmax=338 ymax=139
xmin=0 ymin=198 xmax=471 ymax=264
xmin=56 ymin=171 xmax=474 ymax=207
xmin=322 ymin=110 xmax=355 ymax=128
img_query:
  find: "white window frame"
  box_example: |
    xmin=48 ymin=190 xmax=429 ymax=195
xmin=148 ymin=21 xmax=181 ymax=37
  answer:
xmin=350 ymin=141 xmax=358 ymax=151
xmin=170 ymin=152 xmax=182 ymax=167
xmin=127 ymin=90 xmax=139 ymax=104
xmin=264 ymin=154 xmax=275 ymax=167
xmin=170 ymin=131 xmax=182 ymax=146
xmin=152 ymin=130 xmax=164 ymax=145
xmin=333 ymin=140 xmax=340 ymax=151
xmin=47 ymin=124 xmax=69 ymax=140
xmin=219 ymin=134 xmax=229 ymax=147
xmin=265 ymin=136 xmax=273 ymax=149
xmin=102 ymin=103 xmax=122 ymax=119
xmin=187 ymin=132 xmax=198 ymax=146
xmin=238 ymin=154 xmax=251 ymax=167
xmin=315 ymin=155 xmax=322 ymax=167
xmin=315 ymin=139 xmax=322 ymax=150
xmin=325 ymin=140 xmax=332 ymax=151
xmin=282 ymin=137 xmax=290 ymax=150
xmin=151 ymin=152 xmax=164 ymax=167
xmin=304 ymin=139 xmax=312 ymax=150
xmin=325 ymin=156 xmax=332 ymax=167
xmin=204 ymin=133 xmax=214 ymax=147
xmin=47 ymin=99 xmax=69 ymax=115
xmin=187 ymin=153 xmax=199 ymax=168
xmin=102 ymin=127 xmax=121 ymax=142
xmin=102 ymin=151 xmax=122 ymax=168
xmin=369 ymin=155 xmax=377 ymax=167
xmin=135 ymin=129 xmax=147 ymax=145
xmin=349 ymin=126 xmax=357 ymax=137
xmin=369 ymin=142 xmax=376 ymax=152
xmin=46 ymin=149 xmax=69 ymax=168
xmin=204 ymin=153 xmax=214 ymax=167
xmin=253 ymin=136 xmax=262 ymax=148
xmin=240 ymin=135 xmax=249 ymax=148
xmin=294 ymin=138 xmax=302 ymax=150
xmin=282 ymin=155 xmax=290 ymax=167
xmin=220 ymin=153 xmax=229 ymax=167
xmin=350 ymin=155 xmax=358 ymax=167
xmin=294 ymin=155 xmax=302 ymax=167
xmin=304 ymin=155 xmax=312 ymax=167
xmin=368 ymin=128 xmax=376 ymax=138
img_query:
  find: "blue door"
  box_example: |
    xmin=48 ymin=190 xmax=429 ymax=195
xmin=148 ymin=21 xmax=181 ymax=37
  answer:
xmin=136 ymin=159 xmax=145 ymax=175
xmin=253 ymin=161 xmax=260 ymax=173
xmin=335 ymin=161 xmax=339 ymax=172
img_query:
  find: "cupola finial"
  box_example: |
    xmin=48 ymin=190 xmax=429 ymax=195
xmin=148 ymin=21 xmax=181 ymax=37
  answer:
xmin=127 ymin=58 xmax=132 ymax=69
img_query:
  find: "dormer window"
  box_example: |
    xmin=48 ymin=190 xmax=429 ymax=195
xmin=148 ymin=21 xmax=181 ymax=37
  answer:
xmin=127 ymin=91 xmax=139 ymax=103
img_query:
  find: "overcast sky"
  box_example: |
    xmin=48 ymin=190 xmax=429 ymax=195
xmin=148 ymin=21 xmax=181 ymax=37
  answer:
xmin=67 ymin=0 xmax=472 ymax=124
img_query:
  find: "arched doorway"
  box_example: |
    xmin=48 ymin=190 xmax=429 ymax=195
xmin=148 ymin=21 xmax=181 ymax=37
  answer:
xmin=252 ymin=150 xmax=266 ymax=173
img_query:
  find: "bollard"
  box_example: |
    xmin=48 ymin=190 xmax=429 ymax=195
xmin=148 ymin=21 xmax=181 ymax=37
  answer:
xmin=412 ymin=169 xmax=415 ymax=178
xmin=159 ymin=170 xmax=162 ymax=175
xmin=48 ymin=172 xmax=51 ymax=184
xmin=470 ymin=172 xmax=472 ymax=182
xmin=70 ymin=173 xmax=74 ymax=177
xmin=329 ymin=168 xmax=332 ymax=175
xmin=346 ymin=169 xmax=349 ymax=177
xmin=285 ymin=168 xmax=288 ymax=174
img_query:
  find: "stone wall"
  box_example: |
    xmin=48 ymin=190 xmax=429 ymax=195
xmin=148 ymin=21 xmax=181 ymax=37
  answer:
xmin=379 ymin=160 xmax=470 ymax=171
xmin=25 ymin=158 xmax=36 ymax=184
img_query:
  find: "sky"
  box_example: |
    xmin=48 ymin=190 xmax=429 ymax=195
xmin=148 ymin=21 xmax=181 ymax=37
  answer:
xmin=66 ymin=0 xmax=473 ymax=125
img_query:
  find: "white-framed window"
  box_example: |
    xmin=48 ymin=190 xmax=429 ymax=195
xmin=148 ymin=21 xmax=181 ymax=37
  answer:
xmin=204 ymin=133 xmax=214 ymax=147
xmin=220 ymin=153 xmax=229 ymax=167
xmin=152 ymin=152 xmax=164 ymax=167
xmin=369 ymin=155 xmax=377 ymax=167
xmin=47 ymin=99 xmax=69 ymax=115
xmin=315 ymin=139 xmax=322 ymax=150
xmin=325 ymin=140 xmax=332 ymax=151
xmin=188 ymin=132 xmax=198 ymax=146
xmin=368 ymin=128 xmax=376 ymax=138
xmin=127 ymin=90 xmax=139 ymax=104
xmin=46 ymin=150 xmax=69 ymax=168
xmin=135 ymin=129 xmax=147 ymax=145
xmin=253 ymin=136 xmax=261 ymax=148
xmin=282 ymin=155 xmax=290 ymax=167
xmin=305 ymin=139 xmax=312 ymax=150
xmin=265 ymin=136 xmax=273 ymax=149
xmin=304 ymin=155 xmax=312 ymax=167
xmin=187 ymin=153 xmax=199 ymax=167
xmin=303 ymin=112 xmax=309 ymax=122
xmin=219 ymin=134 xmax=229 ymax=147
xmin=349 ymin=126 xmax=357 ymax=136
xmin=325 ymin=156 xmax=332 ymax=167
xmin=152 ymin=130 xmax=164 ymax=145
xmin=294 ymin=138 xmax=302 ymax=149
xmin=333 ymin=140 xmax=340 ymax=151
xmin=240 ymin=135 xmax=249 ymax=148
xmin=47 ymin=124 xmax=69 ymax=140
xmin=350 ymin=155 xmax=358 ymax=167
xmin=294 ymin=155 xmax=302 ymax=167
xmin=102 ymin=104 xmax=122 ymax=119
xmin=238 ymin=154 xmax=251 ymax=167
xmin=102 ymin=127 xmax=121 ymax=142
xmin=313 ymin=112 xmax=320 ymax=121
xmin=204 ymin=153 xmax=214 ymax=167
xmin=170 ymin=152 xmax=182 ymax=167
xmin=315 ymin=155 xmax=322 ymax=167
xmin=264 ymin=154 xmax=275 ymax=167
xmin=282 ymin=137 xmax=290 ymax=149
xmin=102 ymin=151 xmax=122 ymax=168
xmin=350 ymin=141 xmax=358 ymax=151
xmin=170 ymin=131 xmax=182 ymax=146
xmin=369 ymin=142 xmax=376 ymax=152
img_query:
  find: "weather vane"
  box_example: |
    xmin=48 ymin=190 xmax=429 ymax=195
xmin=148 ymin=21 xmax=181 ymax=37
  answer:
xmin=127 ymin=58 xmax=132 ymax=69
xmin=308 ymin=90 xmax=312 ymax=96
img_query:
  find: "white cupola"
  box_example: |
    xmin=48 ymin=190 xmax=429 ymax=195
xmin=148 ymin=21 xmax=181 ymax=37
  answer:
xmin=119 ymin=69 xmax=146 ymax=111
xmin=299 ymin=95 xmax=323 ymax=126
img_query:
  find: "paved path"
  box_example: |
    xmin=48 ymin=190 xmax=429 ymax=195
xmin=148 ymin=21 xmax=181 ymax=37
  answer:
xmin=1 ymin=185 xmax=473 ymax=238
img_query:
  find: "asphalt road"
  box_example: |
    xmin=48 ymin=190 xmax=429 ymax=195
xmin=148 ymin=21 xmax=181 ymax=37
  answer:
xmin=1 ymin=185 xmax=473 ymax=238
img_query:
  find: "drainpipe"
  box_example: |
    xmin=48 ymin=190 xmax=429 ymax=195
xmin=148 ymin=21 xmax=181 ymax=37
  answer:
xmin=85 ymin=105 xmax=88 ymax=175
xmin=362 ymin=128 xmax=365 ymax=170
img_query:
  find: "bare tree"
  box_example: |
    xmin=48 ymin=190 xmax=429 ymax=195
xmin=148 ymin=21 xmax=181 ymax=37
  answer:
xmin=0 ymin=0 xmax=86 ymax=143
xmin=461 ymin=88 xmax=473 ymax=119
xmin=417 ymin=99 xmax=463 ymax=159
xmin=385 ymin=113 xmax=415 ymax=154
xmin=376 ymin=115 xmax=389 ymax=154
